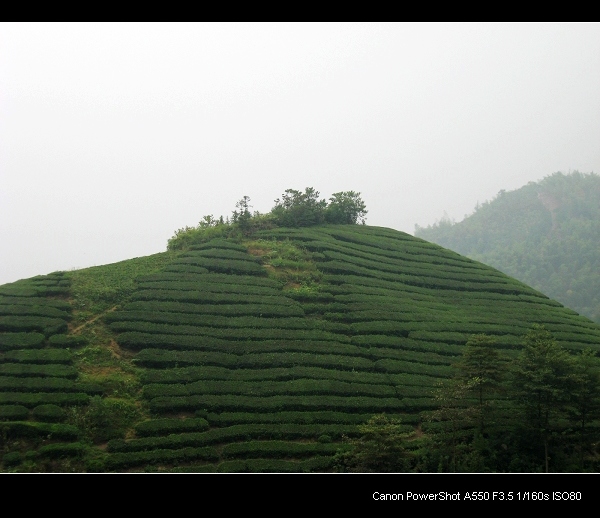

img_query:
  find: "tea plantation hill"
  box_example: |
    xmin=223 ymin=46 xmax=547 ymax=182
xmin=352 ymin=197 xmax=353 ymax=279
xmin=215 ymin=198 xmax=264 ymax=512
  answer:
xmin=2 ymin=224 xmax=600 ymax=472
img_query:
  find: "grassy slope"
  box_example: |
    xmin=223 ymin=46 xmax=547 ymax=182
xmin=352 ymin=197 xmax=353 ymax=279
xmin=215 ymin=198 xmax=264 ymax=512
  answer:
xmin=1 ymin=226 xmax=600 ymax=472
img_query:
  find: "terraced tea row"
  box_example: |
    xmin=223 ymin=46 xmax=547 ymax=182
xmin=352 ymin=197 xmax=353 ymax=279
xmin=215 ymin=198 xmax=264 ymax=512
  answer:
xmin=4 ymin=224 xmax=600 ymax=472
xmin=0 ymin=272 xmax=95 ymax=470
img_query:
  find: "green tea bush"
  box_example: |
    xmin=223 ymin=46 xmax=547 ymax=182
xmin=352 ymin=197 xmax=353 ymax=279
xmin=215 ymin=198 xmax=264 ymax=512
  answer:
xmin=0 ymin=422 xmax=80 ymax=440
xmin=36 ymin=442 xmax=86 ymax=459
xmin=104 ymin=447 xmax=219 ymax=470
xmin=0 ymin=287 xmax=39 ymax=297
xmin=0 ymin=376 xmax=78 ymax=392
xmin=112 ymin=321 xmax=348 ymax=342
xmin=206 ymin=411 xmax=372 ymax=426
xmin=163 ymin=264 xmax=210 ymax=275
xmin=143 ymin=378 xmax=396 ymax=399
xmin=0 ymin=392 xmax=89 ymax=407
xmin=190 ymin=239 xmax=248 ymax=252
xmin=173 ymin=257 xmax=265 ymax=276
xmin=0 ymin=332 xmax=45 ymax=351
xmin=221 ymin=440 xmax=342 ymax=459
xmin=130 ymin=289 xmax=294 ymax=306
xmin=134 ymin=418 xmax=210 ymax=437
xmin=0 ymin=304 xmax=70 ymax=319
xmin=0 ymin=405 xmax=29 ymax=421
xmin=135 ymin=281 xmax=277 ymax=295
xmin=0 ymin=363 xmax=78 ymax=379
xmin=148 ymin=394 xmax=405 ymax=414
xmin=109 ymin=424 xmax=353 ymax=454
xmin=32 ymin=404 xmax=67 ymax=422
xmin=0 ymin=297 xmax=71 ymax=310
xmin=123 ymin=301 xmax=304 ymax=318
xmin=0 ymin=316 xmax=68 ymax=336
xmin=4 ymin=349 xmax=72 ymax=364
xmin=2 ymin=451 xmax=22 ymax=467
xmin=182 ymin=248 xmax=258 ymax=261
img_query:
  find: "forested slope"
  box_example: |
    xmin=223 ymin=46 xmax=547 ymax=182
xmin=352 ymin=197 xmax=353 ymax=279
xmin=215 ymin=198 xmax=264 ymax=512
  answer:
xmin=415 ymin=171 xmax=600 ymax=323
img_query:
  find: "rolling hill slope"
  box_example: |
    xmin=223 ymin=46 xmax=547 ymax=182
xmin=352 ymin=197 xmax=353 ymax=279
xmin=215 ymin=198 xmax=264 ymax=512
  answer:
xmin=2 ymin=224 xmax=600 ymax=472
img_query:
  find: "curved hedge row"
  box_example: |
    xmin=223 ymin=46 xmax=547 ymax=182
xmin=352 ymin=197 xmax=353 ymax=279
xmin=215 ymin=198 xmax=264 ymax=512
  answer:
xmin=0 ymin=392 xmax=89 ymax=407
xmin=134 ymin=349 xmax=376 ymax=371
xmin=106 ymin=312 xmax=349 ymax=334
xmin=110 ymin=321 xmax=349 ymax=342
xmin=221 ymin=440 xmax=343 ymax=460
xmin=123 ymin=301 xmax=304 ymax=318
xmin=173 ymin=257 xmax=265 ymax=276
xmin=143 ymin=378 xmax=398 ymax=399
xmin=141 ymin=365 xmax=441 ymax=389
xmin=0 ymin=304 xmax=71 ymax=319
xmin=147 ymin=394 xmax=408 ymax=414
xmin=0 ymin=364 xmax=78 ymax=379
xmin=103 ymin=446 xmax=219 ymax=471
xmin=119 ymin=333 xmax=362 ymax=357
xmin=134 ymin=280 xmax=278 ymax=295
xmin=2 ymin=349 xmax=72 ymax=364
xmin=108 ymin=424 xmax=358 ymax=454
xmin=0 ymin=376 xmax=82 ymax=393
xmin=129 ymin=289 xmax=296 ymax=306
xmin=0 ymin=316 xmax=68 ymax=336
xmin=134 ymin=418 xmax=210 ymax=437
xmin=0 ymin=332 xmax=45 ymax=351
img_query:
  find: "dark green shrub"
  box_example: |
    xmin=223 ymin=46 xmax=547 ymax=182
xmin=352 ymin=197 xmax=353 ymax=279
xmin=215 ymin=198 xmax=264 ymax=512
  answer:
xmin=0 ymin=304 xmax=70 ymax=319
xmin=0 ymin=363 xmax=78 ymax=379
xmin=0 ymin=332 xmax=45 ymax=351
xmin=3 ymin=451 xmax=22 ymax=467
xmin=0 ymin=316 xmax=68 ymax=336
xmin=0 ymin=405 xmax=29 ymax=421
xmin=4 ymin=349 xmax=72 ymax=364
xmin=0 ymin=422 xmax=80 ymax=440
xmin=37 ymin=442 xmax=86 ymax=459
xmin=134 ymin=418 xmax=209 ymax=437
xmin=68 ymin=396 xmax=141 ymax=444
xmin=0 ymin=376 xmax=78 ymax=392
xmin=104 ymin=447 xmax=218 ymax=470
xmin=0 ymin=392 xmax=89 ymax=407
xmin=32 ymin=404 xmax=66 ymax=423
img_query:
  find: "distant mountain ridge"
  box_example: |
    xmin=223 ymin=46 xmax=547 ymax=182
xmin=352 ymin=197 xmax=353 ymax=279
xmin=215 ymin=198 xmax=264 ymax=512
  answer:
xmin=415 ymin=171 xmax=600 ymax=323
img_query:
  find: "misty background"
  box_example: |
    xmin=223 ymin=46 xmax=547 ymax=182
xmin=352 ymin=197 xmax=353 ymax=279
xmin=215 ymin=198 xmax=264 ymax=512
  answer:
xmin=1 ymin=22 xmax=599 ymax=286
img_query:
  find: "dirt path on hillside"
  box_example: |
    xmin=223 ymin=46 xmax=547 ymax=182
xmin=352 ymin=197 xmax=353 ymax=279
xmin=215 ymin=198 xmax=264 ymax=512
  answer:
xmin=70 ymin=306 xmax=118 ymax=334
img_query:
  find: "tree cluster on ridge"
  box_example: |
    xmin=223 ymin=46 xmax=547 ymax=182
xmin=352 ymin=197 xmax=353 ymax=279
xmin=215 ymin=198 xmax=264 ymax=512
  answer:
xmin=168 ymin=188 xmax=367 ymax=250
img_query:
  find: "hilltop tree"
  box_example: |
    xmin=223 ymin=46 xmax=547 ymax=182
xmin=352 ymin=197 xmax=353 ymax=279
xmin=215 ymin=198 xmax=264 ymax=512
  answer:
xmin=325 ymin=191 xmax=368 ymax=225
xmin=271 ymin=188 xmax=327 ymax=227
xmin=232 ymin=195 xmax=252 ymax=234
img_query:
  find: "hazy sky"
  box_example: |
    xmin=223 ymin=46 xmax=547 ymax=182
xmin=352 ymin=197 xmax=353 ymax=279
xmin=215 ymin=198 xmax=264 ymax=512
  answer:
xmin=1 ymin=22 xmax=599 ymax=285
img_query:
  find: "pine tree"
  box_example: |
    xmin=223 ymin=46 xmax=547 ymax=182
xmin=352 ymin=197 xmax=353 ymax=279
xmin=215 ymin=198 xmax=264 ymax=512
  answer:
xmin=511 ymin=325 xmax=576 ymax=472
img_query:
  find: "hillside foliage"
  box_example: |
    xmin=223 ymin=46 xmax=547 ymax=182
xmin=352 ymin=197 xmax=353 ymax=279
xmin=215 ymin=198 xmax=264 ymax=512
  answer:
xmin=415 ymin=171 xmax=600 ymax=323
xmin=167 ymin=188 xmax=367 ymax=250
xmin=2 ymin=215 xmax=600 ymax=472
